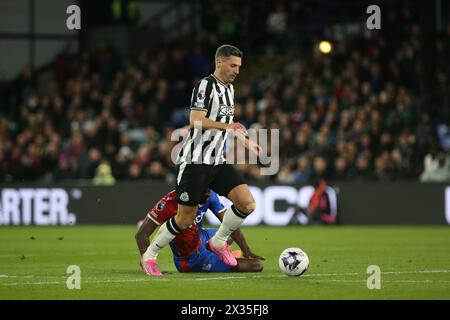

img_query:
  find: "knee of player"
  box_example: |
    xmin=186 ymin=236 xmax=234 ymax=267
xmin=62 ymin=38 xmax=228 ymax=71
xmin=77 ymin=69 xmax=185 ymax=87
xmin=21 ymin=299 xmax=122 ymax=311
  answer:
xmin=241 ymin=201 xmax=256 ymax=214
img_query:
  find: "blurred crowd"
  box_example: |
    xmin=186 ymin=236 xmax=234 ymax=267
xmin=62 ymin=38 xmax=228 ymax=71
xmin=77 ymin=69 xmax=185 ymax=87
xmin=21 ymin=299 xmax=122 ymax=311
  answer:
xmin=0 ymin=0 xmax=449 ymax=184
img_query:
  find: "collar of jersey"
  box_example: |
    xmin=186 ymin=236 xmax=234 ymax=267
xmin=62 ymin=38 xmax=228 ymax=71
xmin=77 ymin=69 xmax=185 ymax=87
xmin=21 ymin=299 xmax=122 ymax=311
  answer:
xmin=211 ymin=74 xmax=231 ymax=88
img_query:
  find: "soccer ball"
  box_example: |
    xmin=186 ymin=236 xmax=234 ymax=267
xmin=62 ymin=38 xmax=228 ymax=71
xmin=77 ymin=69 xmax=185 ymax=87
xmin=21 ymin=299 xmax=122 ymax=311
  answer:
xmin=278 ymin=247 xmax=309 ymax=276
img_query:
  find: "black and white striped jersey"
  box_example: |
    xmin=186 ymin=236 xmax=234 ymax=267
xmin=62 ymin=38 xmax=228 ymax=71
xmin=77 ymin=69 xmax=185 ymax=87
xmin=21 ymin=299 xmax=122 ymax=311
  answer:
xmin=177 ymin=74 xmax=235 ymax=166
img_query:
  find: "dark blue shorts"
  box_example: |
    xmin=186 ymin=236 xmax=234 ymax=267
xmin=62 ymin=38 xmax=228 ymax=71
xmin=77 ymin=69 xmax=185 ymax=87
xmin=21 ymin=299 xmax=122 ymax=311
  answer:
xmin=173 ymin=228 xmax=234 ymax=273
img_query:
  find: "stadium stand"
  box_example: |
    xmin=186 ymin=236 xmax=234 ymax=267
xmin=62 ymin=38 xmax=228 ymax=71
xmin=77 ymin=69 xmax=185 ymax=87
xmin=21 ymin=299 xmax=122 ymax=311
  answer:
xmin=0 ymin=0 xmax=449 ymax=184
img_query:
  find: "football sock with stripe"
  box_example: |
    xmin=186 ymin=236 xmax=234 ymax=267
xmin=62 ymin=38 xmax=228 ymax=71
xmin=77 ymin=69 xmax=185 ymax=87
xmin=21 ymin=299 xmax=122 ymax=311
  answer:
xmin=143 ymin=217 xmax=181 ymax=260
xmin=210 ymin=205 xmax=250 ymax=249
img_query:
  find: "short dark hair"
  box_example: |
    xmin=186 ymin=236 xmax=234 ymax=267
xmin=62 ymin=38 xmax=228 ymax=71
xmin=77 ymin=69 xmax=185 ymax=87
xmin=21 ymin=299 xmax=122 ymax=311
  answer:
xmin=215 ymin=45 xmax=243 ymax=59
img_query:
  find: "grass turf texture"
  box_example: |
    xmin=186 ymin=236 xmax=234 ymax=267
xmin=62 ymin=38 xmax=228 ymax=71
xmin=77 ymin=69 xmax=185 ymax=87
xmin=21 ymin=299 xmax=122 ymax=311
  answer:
xmin=0 ymin=226 xmax=450 ymax=299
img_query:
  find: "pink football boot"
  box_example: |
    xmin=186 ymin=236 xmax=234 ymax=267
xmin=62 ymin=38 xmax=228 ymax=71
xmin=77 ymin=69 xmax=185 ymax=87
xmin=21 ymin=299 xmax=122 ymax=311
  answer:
xmin=207 ymin=239 xmax=237 ymax=267
xmin=140 ymin=258 xmax=163 ymax=276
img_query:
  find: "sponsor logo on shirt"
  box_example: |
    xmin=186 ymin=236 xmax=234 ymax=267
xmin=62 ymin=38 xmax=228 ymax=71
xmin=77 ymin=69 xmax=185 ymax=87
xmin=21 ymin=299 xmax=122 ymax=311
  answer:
xmin=219 ymin=105 xmax=234 ymax=116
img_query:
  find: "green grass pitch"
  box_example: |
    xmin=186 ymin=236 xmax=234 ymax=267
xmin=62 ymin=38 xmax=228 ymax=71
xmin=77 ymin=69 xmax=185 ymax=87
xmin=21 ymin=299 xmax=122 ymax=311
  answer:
xmin=1 ymin=225 xmax=450 ymax=299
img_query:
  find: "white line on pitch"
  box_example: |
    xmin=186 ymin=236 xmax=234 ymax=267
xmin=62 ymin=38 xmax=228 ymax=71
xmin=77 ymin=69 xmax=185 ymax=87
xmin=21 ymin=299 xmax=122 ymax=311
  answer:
xmin=195 ymin=276 xmax=247 ymax=281
xmin=194 ymin=269 xmax=450 ymax=281
xmin=3 ymin=278 xmax=450 ymax=286
xmin=1 ymin=269 xmax=450 ymax=286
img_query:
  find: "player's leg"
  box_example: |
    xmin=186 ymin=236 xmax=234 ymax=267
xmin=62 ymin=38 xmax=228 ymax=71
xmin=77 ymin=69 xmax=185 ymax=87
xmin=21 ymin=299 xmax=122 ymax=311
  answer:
xmin=141 ymin=205 xmax=197 ymax=276
xmin=142 ymin=206 xmax=197 ymax=262
xmin=203 ymin=227 xmax=241 ymax=256
xmin=189 ymin=244 xmax=234 ymax=273
xmin=174 ymin=204 xmax=198 ymax=229
xmin=142 ymin=164 xmax=208 ymax=275
xmin=220 ymin=183 xmax=256 ymax=242
xmin=208 ymin=165 xmax=255 ymax=264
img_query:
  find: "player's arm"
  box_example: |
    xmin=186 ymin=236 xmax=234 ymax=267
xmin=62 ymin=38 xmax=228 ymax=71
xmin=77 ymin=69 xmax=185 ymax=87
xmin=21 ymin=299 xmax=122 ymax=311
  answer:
xmin=135 ymin=217 xmax=159 ymax=256
xmin=217 ymin=211 xmax=265 ymax=260
xmin=190 ymin=110 xmax=247 ymax=133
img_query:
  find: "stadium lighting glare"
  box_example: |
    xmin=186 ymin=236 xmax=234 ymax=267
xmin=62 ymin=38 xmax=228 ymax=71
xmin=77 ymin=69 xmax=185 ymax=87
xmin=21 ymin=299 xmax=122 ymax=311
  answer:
xmin=319 ymin=40 xmax=332 ymax=54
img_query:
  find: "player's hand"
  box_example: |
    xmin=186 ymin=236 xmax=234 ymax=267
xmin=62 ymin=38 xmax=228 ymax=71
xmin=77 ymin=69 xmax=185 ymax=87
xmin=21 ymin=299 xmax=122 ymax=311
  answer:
xmin=230 ymin=125 xmax=261 ymax=156
xmin=229 ymin=122 xmax=248 ymax=135
xmin=243 ymin=252 xmax=265 ymax=260
xmin=246 ymin=138 xmax=263 ymax=156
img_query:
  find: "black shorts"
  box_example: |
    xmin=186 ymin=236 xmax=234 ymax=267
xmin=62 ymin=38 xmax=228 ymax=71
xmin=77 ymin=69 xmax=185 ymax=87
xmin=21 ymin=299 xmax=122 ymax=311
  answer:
xmin=175 ymin=163 xmax=245 ymax=206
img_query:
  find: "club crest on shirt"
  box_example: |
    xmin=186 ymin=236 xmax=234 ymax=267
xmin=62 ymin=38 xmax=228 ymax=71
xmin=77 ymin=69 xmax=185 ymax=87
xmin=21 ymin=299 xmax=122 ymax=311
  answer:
xmin=180 ymin=192 xmax=190 ymax=202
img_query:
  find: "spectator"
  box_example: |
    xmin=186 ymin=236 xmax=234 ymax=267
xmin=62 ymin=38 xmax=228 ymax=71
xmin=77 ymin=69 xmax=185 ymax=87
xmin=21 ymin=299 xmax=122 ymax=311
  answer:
xmin=311 ymin=155 xmax=330 ymax=181
xmin=373 ymin=156 xmax=392 ymax=181
xmin=349 ymin=154 xmax=373 ymax=181
xmin=333 ymin=156 xmax=349 ymax=180
xmin=0 ymin=0 xmax=447 ymax=185
xmin=292 ymin=155 xmax=312 ymax=183
xmin=266 ymin=2 xmax=288 ymax=53
xmin=277 ymin=162 xmax=295 ymax=183
xmin=93 ymin=161 xmax=116 ymax=185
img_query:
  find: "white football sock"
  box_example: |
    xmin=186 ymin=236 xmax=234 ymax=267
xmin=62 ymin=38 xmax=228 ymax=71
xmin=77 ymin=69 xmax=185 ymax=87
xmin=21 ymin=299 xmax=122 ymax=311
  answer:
xmin=211 ymin=205 xmax=247 ymax=248
xmin=143 ymin=219 xmax=178 ymax=260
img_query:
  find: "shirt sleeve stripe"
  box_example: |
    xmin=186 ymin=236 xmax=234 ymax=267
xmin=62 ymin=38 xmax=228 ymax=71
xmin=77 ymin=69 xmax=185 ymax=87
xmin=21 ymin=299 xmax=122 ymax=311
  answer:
xmin=146 ymin=213 xmax=161 ymax=225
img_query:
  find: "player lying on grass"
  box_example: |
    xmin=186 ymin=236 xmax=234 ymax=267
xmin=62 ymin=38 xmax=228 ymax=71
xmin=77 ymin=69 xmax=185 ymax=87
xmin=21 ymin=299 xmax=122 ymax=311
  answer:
xmin=136 ymin=189 xmax=264 ymax=276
